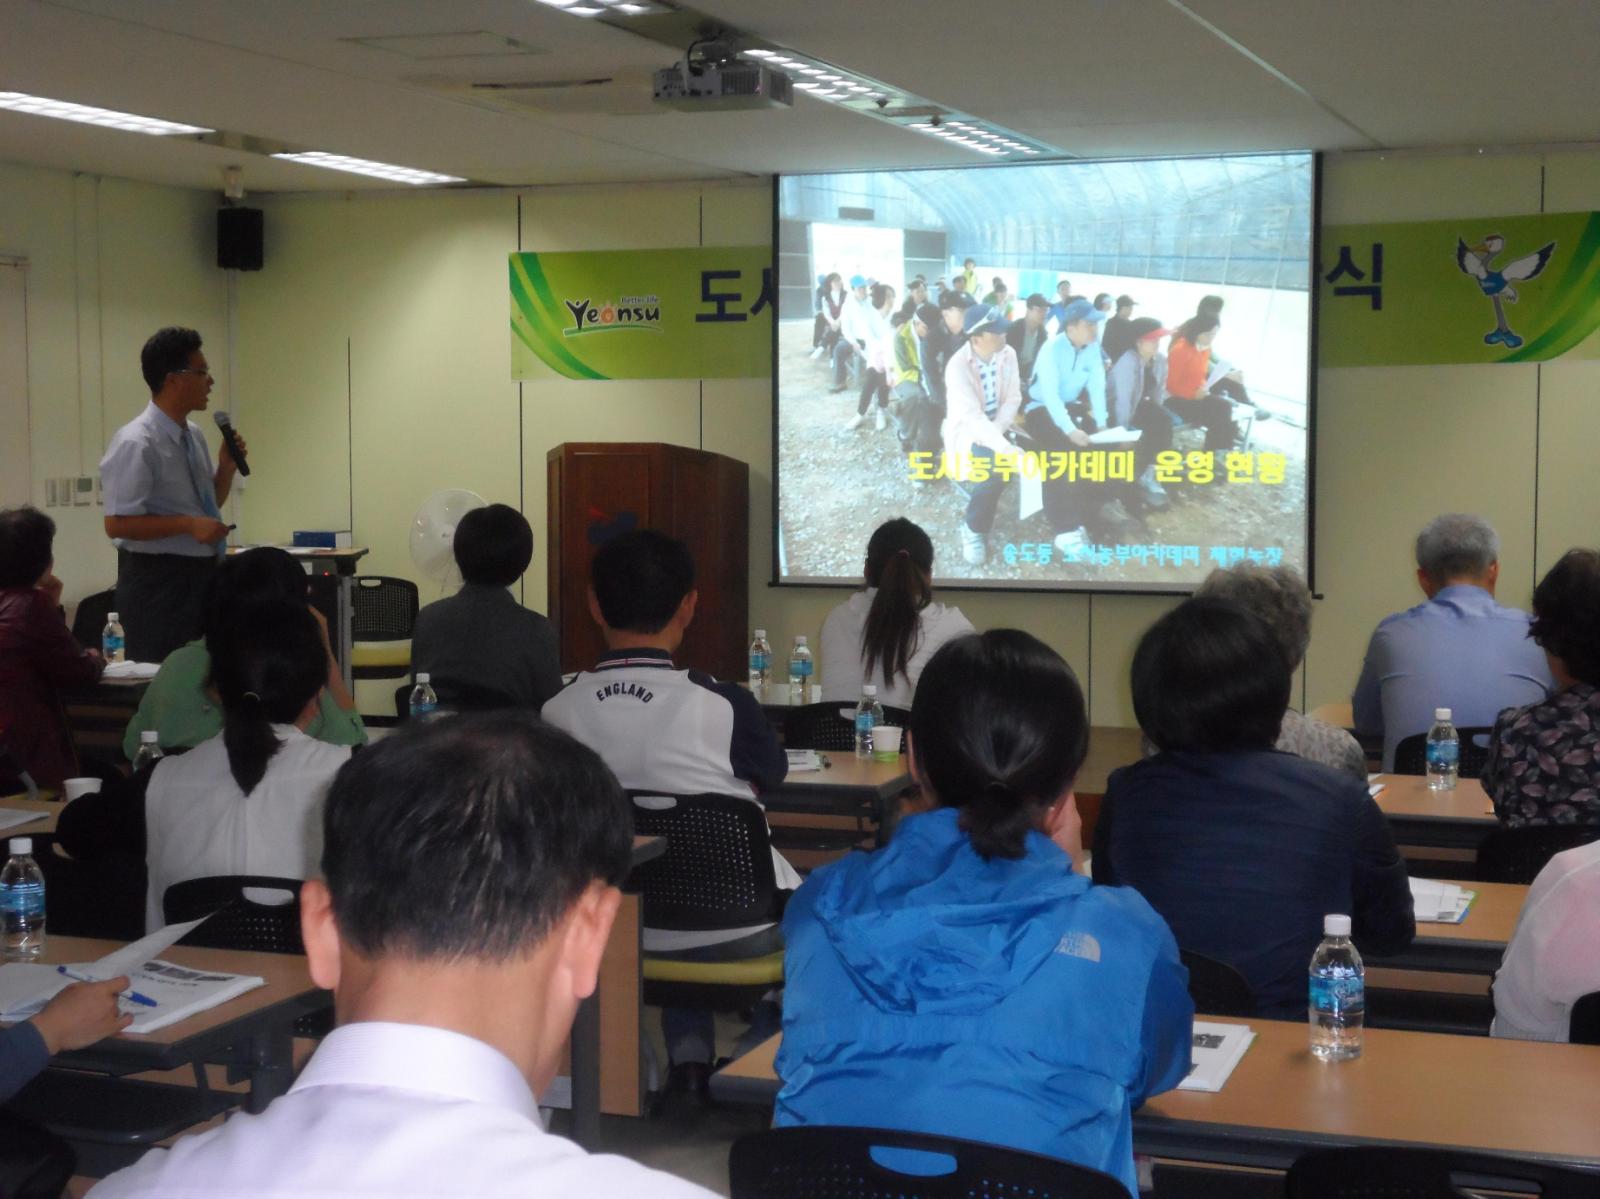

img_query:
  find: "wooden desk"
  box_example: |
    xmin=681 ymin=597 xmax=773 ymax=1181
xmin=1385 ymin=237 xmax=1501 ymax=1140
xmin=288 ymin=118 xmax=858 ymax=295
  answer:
xmin=768 ymin=757 xmax=914 ymax=825
xmin=1372 ymin=776 xmax=1496 ymax=852
xmin=59 ymin=676 xmax=148 ymax=763
xmin=1370 ymin=879 xmax=1525 ymax=975
xmin=22 ymin=936 xmax=320 ymax=1108
xmin=712 ymin=1022 xmax=1600 ymax=1171
xmin=0 ymin=797 xmax=62 ymax=837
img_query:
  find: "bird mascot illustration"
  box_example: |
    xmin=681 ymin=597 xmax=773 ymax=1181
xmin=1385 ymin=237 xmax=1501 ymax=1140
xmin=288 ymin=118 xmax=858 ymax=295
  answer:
xmin=1456 ymin=233 xmax=1556 ymax=349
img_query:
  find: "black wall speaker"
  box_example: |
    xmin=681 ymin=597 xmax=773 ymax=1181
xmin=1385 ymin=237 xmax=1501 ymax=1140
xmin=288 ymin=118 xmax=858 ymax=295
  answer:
xmin=217 ymin=207 xmax=264 ymax=271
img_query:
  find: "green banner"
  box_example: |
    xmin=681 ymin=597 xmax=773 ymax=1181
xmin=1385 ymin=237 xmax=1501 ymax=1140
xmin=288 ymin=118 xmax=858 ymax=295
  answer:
xmin=509 ymin=247 xmax=771 ymax=380
xmin=1319 ymin=210 xmax=1600 ymax=366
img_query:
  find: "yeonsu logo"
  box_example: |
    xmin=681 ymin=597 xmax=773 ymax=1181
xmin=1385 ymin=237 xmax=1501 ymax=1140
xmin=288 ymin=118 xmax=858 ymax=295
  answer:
xmin=562 ymin=294 xmax=663 ymax=336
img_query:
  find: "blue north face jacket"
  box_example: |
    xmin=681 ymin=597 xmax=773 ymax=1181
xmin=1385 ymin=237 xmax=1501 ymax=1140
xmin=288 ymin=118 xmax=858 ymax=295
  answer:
xmin=774 ymin=808 xmax=1193 ymax=1197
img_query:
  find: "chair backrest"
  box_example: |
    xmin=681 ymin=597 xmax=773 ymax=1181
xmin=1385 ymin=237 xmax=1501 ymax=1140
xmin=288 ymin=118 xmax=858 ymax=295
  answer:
xmin=784 ymin=702 xmax=913 ymax=752
xmin=1570 ymin=992 xmax=1600 ymax=1045
xmin=628 ymin=793 xmax=780 ymax=931
xmin=351 ymin=576 xmax=419 ymax=641
xmin=163 ymin=875 xmax=306 ymax=954
xmin=70 ymin=588 xmax=116 ymax=651
xmin=1476 ymin=825 xmax=1600 ymax=884
xmin=392 ymin=678 xmax=521 ymax=721
xmin=1286 ymin=1145 xmax=1597 ymax=1199
xmin=728 ymin=1126 xmax=1129 ymax=1199
xmin=1179 ymin=948 xmax=1255 ymax=1018
xmin=1391 ymin=726 xmax=1494 ymax=778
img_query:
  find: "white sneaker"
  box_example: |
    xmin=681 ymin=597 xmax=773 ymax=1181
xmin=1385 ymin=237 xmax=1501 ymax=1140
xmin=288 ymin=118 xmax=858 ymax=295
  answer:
xmin=873 ymin=407 xmax=887 ymax=431
xmin=1053 ymin=527 xmax=1090 ymax=557
xmin=961 ymin=524 xmax=987 ymax=566
xmin=844 ymin=413 xmax=867 ymax=431
xmin=809 ymin=344 xmax=826 ymax=359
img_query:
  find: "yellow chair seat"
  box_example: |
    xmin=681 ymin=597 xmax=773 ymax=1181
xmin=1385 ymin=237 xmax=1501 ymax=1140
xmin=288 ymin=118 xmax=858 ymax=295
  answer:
xmin=643 ymin=949 xmax=784 ymax=987
xmin=351 ymin=640 xmax=411 ymax=670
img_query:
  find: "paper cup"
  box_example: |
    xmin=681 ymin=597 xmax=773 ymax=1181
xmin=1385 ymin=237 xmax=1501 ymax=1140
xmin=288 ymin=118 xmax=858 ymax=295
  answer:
xmin=62 ymin=777 xmax=102 ymax=801
xmin=873 ymin=725 xmax=903 ymax=761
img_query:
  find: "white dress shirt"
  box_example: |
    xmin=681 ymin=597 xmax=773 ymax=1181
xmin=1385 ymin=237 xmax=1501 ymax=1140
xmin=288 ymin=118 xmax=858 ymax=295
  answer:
xmin=1491 ymin=841 xmax=1600 ymax=1043
xmin=144 ymin=726 xmax=349 ymax=932
xmin=819 ymin=589 xmax=976 ymax=708
xmin=91 ymin=1021 xmax=718 ymax=1198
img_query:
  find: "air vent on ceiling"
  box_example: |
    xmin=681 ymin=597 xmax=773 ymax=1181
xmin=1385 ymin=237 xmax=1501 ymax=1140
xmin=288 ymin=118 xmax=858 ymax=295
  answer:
xmin=412 ymin=69 xmax=661 ymax=116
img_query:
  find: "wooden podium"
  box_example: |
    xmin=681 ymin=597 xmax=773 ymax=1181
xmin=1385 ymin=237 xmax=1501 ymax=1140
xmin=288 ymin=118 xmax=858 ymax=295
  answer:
xmin=547 ymin=442 xmax=749 ymax=680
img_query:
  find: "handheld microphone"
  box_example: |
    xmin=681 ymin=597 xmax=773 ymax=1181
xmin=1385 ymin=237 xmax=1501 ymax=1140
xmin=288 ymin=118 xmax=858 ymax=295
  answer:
xmin=213 ymin=411 xmax=250 ymax=477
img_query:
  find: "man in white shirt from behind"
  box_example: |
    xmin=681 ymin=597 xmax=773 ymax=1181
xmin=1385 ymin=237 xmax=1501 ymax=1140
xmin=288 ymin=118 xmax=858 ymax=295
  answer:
xmin=1491 ymin=840 xmax=1600 ymax=1043
xmin=94 ymin=712 xmax=716 ymax=1199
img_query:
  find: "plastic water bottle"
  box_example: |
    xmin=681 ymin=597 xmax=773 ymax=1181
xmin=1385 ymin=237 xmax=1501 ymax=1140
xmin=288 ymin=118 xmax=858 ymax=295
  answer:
xmin=787 ymin=636 xmax=814 ymax=704
xmin=102 ymin=611 xmax=126 ymax=663
xmin=1 ymin=838 xmax=46 ymax=961
xmin=1309 ymin=914 xmax=1364 ymax=1061
xmin=748 ymin=629 xmax=772 ymax=697
xmin=1426 ymin=707 xmax=1459 ymax=792
xmin=854 ymin=685 xmax=886 ymax=759
xmin=131 ymin=730 xmax=164 ymax=773
xmin=410 ymin=672 xmax=439 ymax=721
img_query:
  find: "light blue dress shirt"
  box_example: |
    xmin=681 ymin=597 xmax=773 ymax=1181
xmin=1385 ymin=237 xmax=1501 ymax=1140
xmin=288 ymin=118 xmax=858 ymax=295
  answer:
xmin=1352 ymin=583 xmax=1553 ymax=769
xmin=99 ymin=402 xmax=223 ymax=558
xmin=1026 ymin=335 xmax=1108 ymax=432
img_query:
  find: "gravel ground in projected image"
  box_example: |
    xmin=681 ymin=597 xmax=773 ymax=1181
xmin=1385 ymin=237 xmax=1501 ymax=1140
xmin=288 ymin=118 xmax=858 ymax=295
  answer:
xmin=776 ymin=320 xmax=1308 ymax=588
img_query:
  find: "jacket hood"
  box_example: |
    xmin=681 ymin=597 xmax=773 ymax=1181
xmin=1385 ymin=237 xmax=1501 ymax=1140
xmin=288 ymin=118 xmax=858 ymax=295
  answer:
xmin=809 ymin=808 xmax=1084 ymax=1015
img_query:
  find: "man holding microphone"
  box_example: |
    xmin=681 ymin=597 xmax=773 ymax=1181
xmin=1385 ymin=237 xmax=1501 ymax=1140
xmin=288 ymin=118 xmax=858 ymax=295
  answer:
xmin=100 ymin=328 xmax=245 ymax=662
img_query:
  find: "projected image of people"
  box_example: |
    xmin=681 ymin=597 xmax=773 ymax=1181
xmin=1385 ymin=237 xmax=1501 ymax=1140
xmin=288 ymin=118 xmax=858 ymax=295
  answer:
xmin=774 ymin=154 xmax=1314 ymax=593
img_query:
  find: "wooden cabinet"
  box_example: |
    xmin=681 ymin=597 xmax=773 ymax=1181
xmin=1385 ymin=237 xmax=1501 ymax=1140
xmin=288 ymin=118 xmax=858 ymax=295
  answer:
xmin=546 ymin=442 xmax=749 ymax=681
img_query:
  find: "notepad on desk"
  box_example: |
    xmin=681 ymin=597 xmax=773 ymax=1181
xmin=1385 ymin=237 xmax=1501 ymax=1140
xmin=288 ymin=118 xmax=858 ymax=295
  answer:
xmin=1180 ymin=1021 xmax=1256 ymax=1092
xmin=0 ymin=809 xmax=48 ymax=833
xmin=0 ymin=917 xmax=265 ymax=1035
xmin=1409 ymin=878 xmax=1475 ymax=924
xmin=1367 ymin=772 xmax=1386 ymax=798
xmin=786 ymin=749 xmax=827 ymax=773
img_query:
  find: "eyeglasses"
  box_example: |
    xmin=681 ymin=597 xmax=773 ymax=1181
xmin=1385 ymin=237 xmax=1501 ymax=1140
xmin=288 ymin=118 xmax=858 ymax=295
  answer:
xmin=172 ymin=368 xmax=212 ymax=379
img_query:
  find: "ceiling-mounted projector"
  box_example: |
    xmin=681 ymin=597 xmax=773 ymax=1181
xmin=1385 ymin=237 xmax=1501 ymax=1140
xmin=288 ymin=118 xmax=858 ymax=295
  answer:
xmin=652 ymin=61 xmax=792 ymax=110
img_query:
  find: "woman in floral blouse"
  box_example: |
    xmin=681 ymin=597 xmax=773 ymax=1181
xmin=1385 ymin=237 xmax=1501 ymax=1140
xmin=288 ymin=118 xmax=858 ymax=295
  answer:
xmin=1484 ymin=549 xmax=1600 ymax=827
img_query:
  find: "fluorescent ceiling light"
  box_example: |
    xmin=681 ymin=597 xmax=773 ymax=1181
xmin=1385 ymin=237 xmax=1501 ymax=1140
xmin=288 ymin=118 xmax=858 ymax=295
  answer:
xmin=567 ymin=5 xmax=603 ymax=12
xmin=272 ymin=151 xmax=464 ymax=186
xmin=744 ymin=49 xmax=777 ymax=58
xmin=0 ymin=90 xmax=211 ymax=136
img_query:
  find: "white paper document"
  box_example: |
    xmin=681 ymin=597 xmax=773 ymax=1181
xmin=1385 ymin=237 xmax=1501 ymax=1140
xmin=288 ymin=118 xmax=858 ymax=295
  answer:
xmin=101 ymin=660 xmax=161 ymax=680
xmin=785 ymin=749 xmax=825 ymax=773
xmin=1086 ymin=427 xmax=1141 ymax=445
xmin=1179 ymin=1021 xmax=1256 ymax=1092
xmin=1367 ymin=773 xmax=1386 ymax=798
xmin=0 ymin=917 xmax=265 ymax=1034
xmin=1409 ymin=878 xmax=1474 ymax=924
xmin=0 ymin=809 xmax=48 ymax=833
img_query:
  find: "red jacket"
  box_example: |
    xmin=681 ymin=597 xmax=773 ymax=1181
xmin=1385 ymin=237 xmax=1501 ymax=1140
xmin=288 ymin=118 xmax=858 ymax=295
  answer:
xmin=0 ymin=587 xmax=104 ymax=791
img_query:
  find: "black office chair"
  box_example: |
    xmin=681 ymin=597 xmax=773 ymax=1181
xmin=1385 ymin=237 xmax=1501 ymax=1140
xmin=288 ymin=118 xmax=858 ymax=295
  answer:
xmin=1475 ymin=824 xmax=1600 ymax=884
xmin=1391 ymin=727 xmax=1494 ymax=778
xmin=1285 ymin=1145 xmax=1597 ymax=1199
xmin=1568 ymin=992 xmax=1600 ymax=1046
xmin=629 ymin=793 xmax=787 ymax=1014
xmin=351 ymin=576 xmax=420 ymax=727
xmin=783 ymin=702 xmax=912 ymax=752
xmin=164 ymin=875 xmax=331 ymax=1038
xmin=392 ymin=677 xmax=521 ymax=722
xmin=69 ymin=588 xmax=116 ymax=652
xmin=729 ymin=1126 xmax=1129 ymax=1199
xmin=1179 ymin=949 xmax=1255 ymax=1017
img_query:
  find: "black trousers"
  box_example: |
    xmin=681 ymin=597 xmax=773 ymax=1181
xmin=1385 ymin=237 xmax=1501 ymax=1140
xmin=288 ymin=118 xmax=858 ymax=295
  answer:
xmin=115 ymin=549 xmax=218 ymax=663
xmin=0 ymin=1112 xmax=74 ymax=1199
xmin=1022 ymin=408 xmax=1095 ymax=535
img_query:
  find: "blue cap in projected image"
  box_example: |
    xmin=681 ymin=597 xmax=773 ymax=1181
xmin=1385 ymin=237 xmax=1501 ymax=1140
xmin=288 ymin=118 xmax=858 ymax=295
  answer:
xmin=962 ymin=304 xmax=1014 ymax=336
xmin=1060 ymin=298 xmax=1107 ymax=325
xmin=849 ymin=274 xmax=867 ymax=288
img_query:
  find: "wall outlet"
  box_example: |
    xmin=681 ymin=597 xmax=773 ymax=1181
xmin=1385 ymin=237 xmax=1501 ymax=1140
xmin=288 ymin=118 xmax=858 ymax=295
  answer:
xmin=56 ymin=477 xmax=74 ymax=506
xmin=73 ymin=476 xmax=94 ymax=506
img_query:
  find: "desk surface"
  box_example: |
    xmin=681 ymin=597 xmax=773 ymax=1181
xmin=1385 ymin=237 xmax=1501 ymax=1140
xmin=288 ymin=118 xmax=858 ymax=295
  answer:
xmin=777 ymin=757 xmax=913 ymax=800
xmin=0 ymin=797 xmax=61 ymax=836
xmin=33 ymin=936 xmax=316 ymax=1049
xmin=1416 ymin=879 xmax=1522 ymax=947
xmin=1373 ymin=775 xmax=1495 ymax=825
xmin=716 ymin=1019 xmax=1600 ymax=1167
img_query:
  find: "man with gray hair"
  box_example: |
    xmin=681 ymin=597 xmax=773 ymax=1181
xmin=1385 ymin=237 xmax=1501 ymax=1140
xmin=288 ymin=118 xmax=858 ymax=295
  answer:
xmin=1353 ymin=514 xmax=1552 ymax=770
xmin=1195 ymin=563 xmax=1367 ymax=780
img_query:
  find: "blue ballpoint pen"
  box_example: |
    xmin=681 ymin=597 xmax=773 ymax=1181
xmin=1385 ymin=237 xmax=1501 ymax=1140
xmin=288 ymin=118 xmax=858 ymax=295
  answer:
xmin=57 ymin=965 xmax=158 ymax=1007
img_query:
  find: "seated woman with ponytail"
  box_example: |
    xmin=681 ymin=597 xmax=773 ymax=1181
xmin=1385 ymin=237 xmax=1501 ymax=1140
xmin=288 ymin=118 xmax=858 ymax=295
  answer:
xmin=820 ymin=518 xmax=974 ymax=707
xmin=776 ymin=630 xmax=1193 ymax=1197
xmin=142 ymin=599 xmax=352 ymax=932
